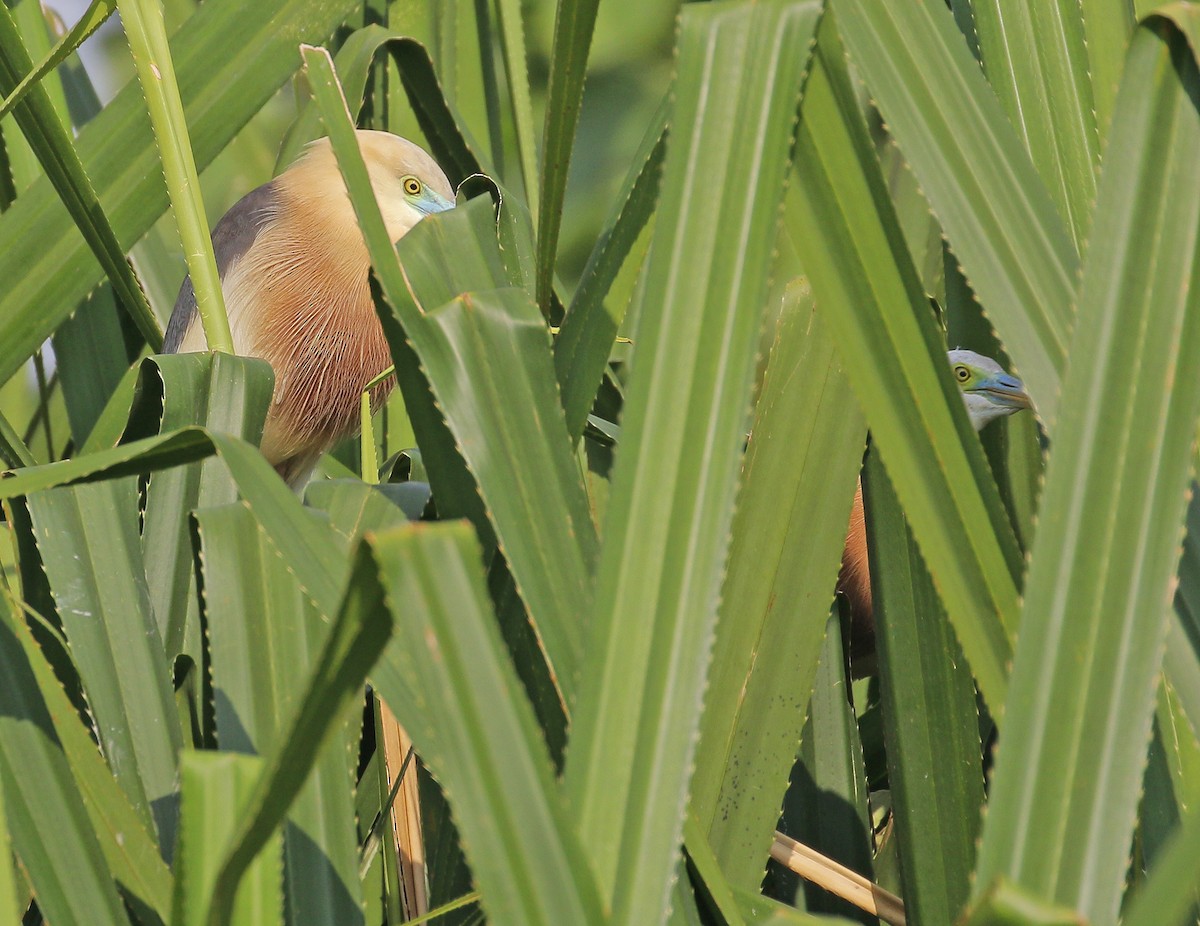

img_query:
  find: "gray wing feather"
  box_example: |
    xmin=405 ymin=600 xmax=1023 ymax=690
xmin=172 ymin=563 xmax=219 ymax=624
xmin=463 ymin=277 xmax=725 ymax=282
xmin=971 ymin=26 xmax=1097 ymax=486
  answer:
xmin=163 ymin=180 xmax=280 ymax=352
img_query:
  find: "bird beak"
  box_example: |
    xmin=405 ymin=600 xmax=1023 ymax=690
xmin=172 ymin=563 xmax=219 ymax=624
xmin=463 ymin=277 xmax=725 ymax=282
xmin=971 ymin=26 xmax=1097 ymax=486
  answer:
xmin=977 ymin=372 xmax=1032 ymax=409
xmin=416 ymin=191 xmax=456 ymax=215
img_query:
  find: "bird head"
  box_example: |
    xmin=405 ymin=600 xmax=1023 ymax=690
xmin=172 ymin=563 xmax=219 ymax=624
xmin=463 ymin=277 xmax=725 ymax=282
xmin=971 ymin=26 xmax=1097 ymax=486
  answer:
xmin=289 ymin=131 xmax=456 ymax=244
xmin=356 ymin=130 xmax=456 ymax=236
xmin=947 ymin=349 xmax=1032 ymax=431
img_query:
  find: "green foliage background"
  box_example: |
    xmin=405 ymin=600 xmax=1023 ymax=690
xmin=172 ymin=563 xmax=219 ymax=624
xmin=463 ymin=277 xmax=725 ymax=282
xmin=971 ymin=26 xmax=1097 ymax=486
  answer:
xmin=0 ymin=0 xmax=1199 ymax=925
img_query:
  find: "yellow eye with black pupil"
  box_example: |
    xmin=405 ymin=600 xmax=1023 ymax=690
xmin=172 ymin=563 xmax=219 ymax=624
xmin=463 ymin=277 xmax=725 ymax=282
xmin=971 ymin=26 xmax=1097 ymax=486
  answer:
xmin=954 ymin=365 xmax=970 ymax=382
xmin=403 ymin=177 xmax=422 ymax=195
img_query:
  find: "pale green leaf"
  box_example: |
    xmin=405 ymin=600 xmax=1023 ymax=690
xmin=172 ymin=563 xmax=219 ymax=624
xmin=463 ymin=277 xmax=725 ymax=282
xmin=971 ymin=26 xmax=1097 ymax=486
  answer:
xmin=694 ymin=283 xmax=866 ymax=889
xmin=564 ymin=5 xmax=818 ymax=922
xmin=974 ymin=19 xmax=1200 ymax=922
xmin=833 ymin=0 xmax=1078 ymax=425
xmin=788 ymin=16 xmax=1019 ymax=711
xmin=173 ymin=753 xmax=283 ymax=926
xmin=969 ymin=0 xmax=1101 ymax=248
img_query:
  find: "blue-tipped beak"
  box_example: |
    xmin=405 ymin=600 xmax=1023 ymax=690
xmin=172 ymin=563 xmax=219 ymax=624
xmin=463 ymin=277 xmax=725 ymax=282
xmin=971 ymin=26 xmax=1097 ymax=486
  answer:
xmin=415 ymin=190 xmax=456 ymax=215
xmin=978 ymin=372 xmax=1032 ymax=409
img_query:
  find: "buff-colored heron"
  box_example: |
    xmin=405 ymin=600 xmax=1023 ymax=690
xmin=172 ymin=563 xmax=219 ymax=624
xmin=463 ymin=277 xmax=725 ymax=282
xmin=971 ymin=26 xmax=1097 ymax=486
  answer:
xmin=164 ymin=130 xmax=455 ymax=487
xmin=839 ymin=349 xmax=1032 ymax=651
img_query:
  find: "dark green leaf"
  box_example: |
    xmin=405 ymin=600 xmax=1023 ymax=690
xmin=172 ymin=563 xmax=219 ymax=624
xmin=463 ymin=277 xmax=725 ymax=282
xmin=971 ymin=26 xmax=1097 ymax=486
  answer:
xmin=863 ymin=451 xmax=983 ymax=924
xmin=554 ymin=103 xmax=667 ymax=440
xmin=203 ymin=538 xmax=392 ymax=926
xmin=368 ymin=523 xmax=606 ymax=926
xmin=536 ymin=0 xmax=601 ymax=311
xmin=0 ymin=0 xmax=158 ymax=347
xmin=24 ymin=477 xmax=183 ymax=848
xmin=0 ymin=594 xmax=128 ymax=926
xmin=195 ymin=504 xmax=363 ymax=925
xmin=0 ymin=0 xmax=362 ymax=385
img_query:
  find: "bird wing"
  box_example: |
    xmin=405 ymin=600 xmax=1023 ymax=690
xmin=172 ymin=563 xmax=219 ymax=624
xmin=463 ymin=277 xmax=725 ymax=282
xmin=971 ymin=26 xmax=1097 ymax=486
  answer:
xmin=163 ymin=180 xmax=281 ymax=353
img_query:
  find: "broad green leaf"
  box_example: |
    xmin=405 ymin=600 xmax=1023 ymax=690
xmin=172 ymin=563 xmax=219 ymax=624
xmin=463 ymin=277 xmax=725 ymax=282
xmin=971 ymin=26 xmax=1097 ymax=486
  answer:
xmin=1170 ymin=474 xmax=1200 ymax=729
xmin=788 ymin=16 xmax=1019 ymax=711
xmin=1122 ymin=802 xmax=1200 ymax=926
xmin=833 ymin=0 xmax=1078 ymax=425
xmin=302 ymin=48 xmax=596 ymax=701
xmin=203 ymin=540 xmax=392 ymax=926
xmin=0 ymin=768 xmax=14 ymax=925
xmin=1141 ymin=680 xmax=1200 ymax=918
xmin=432 ymin=1 xmax=457 ymax=103
xmin=564 ymin=5 xmax=817 ymax=923
xmin=368 ymin=523 xmax=606 ymax=926
xmin=1080 ymin=0 xmax=1136 ymax=135
xmin=0 ymin=0 xmax=158 ymax=347
xmin=554 ymin=102 xmax=667 ymax=440
xmin=173 ymin=753 xmax=283 ymax=926
xmin=0 ymin=0 xmax=361 ymax=386
xmin=472 ymin=0 xmax=506 ymax=177
xmin=24 ymin=477 xmax=183 ymax=849
xmin=1 ymin=429 xmax=349 ymax=621
xmin=305 ymin=478 xmax=411 ymax=543
xmin=1158 ymin=670 xmax=1200 ymax=813
xmin=1163 ymin=616 xmax=1200 ymax=737
xmin=694 ymin=283 xmax=866 ymax=889
xmin=0 ymin=0 xmax=39 ymax=199
xmin=683 ymin=815 xmax=747 ymax=926
xmin=4 ymin=590 xmax=173 ymax=921
xmin=136 ymin=353 xmax=273 ymax=659
xmin=963 ymin=880 xmax=1084 ymax=926
xmin=196 ymin=504 xmax=363 ymax=926
xmin=735 ymin=886 xmax=857 ymax=925
xmin=0 ymin=427 xmax=211 ymax=492
xmin=5 ymin=0 xmax=68 ymax=122
xmin=863 ymin=451 xmax=983 ymax=925
xmin=974 ymin=19 xmax=1200 ymax=922
xmin=53 ymin=284 xmax=139 ymax=450
xmin=400 ymin=286 xmax=595 ymax=686
xmin=969 ymin=0 xmax=1101 ymax=249
xmin=535 ymin=0 xmax=601 ymax=311
xmin=776 ymin=616 xmax=874 ymax=922
xmin=0 ymin=594 xmax=128 ymax=926
xmin=875 ymin=131 xmax=947 ymax=300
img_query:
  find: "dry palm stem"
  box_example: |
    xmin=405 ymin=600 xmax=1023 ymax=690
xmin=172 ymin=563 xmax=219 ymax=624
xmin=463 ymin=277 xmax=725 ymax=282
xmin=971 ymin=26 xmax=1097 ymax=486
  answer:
xmin=380 ymin=699 xmax=428 ymax=917
xmin=770 ymin=830 xmax=906 ymax=926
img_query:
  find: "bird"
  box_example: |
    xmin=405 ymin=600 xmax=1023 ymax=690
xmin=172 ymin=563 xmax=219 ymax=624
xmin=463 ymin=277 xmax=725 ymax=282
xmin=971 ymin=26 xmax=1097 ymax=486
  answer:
xmin=164 ymin=130 xmax=456 ymax=488
xmin=839 ymin=349 xmax=1032 ymax=664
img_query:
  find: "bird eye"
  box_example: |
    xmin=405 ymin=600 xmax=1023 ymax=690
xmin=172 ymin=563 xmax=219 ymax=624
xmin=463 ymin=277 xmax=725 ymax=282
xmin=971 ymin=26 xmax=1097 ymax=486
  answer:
xmin=954 ymin=365 xmax=971 ymax=382
xmin=402 ymin=176 xmax=423 ymax=195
